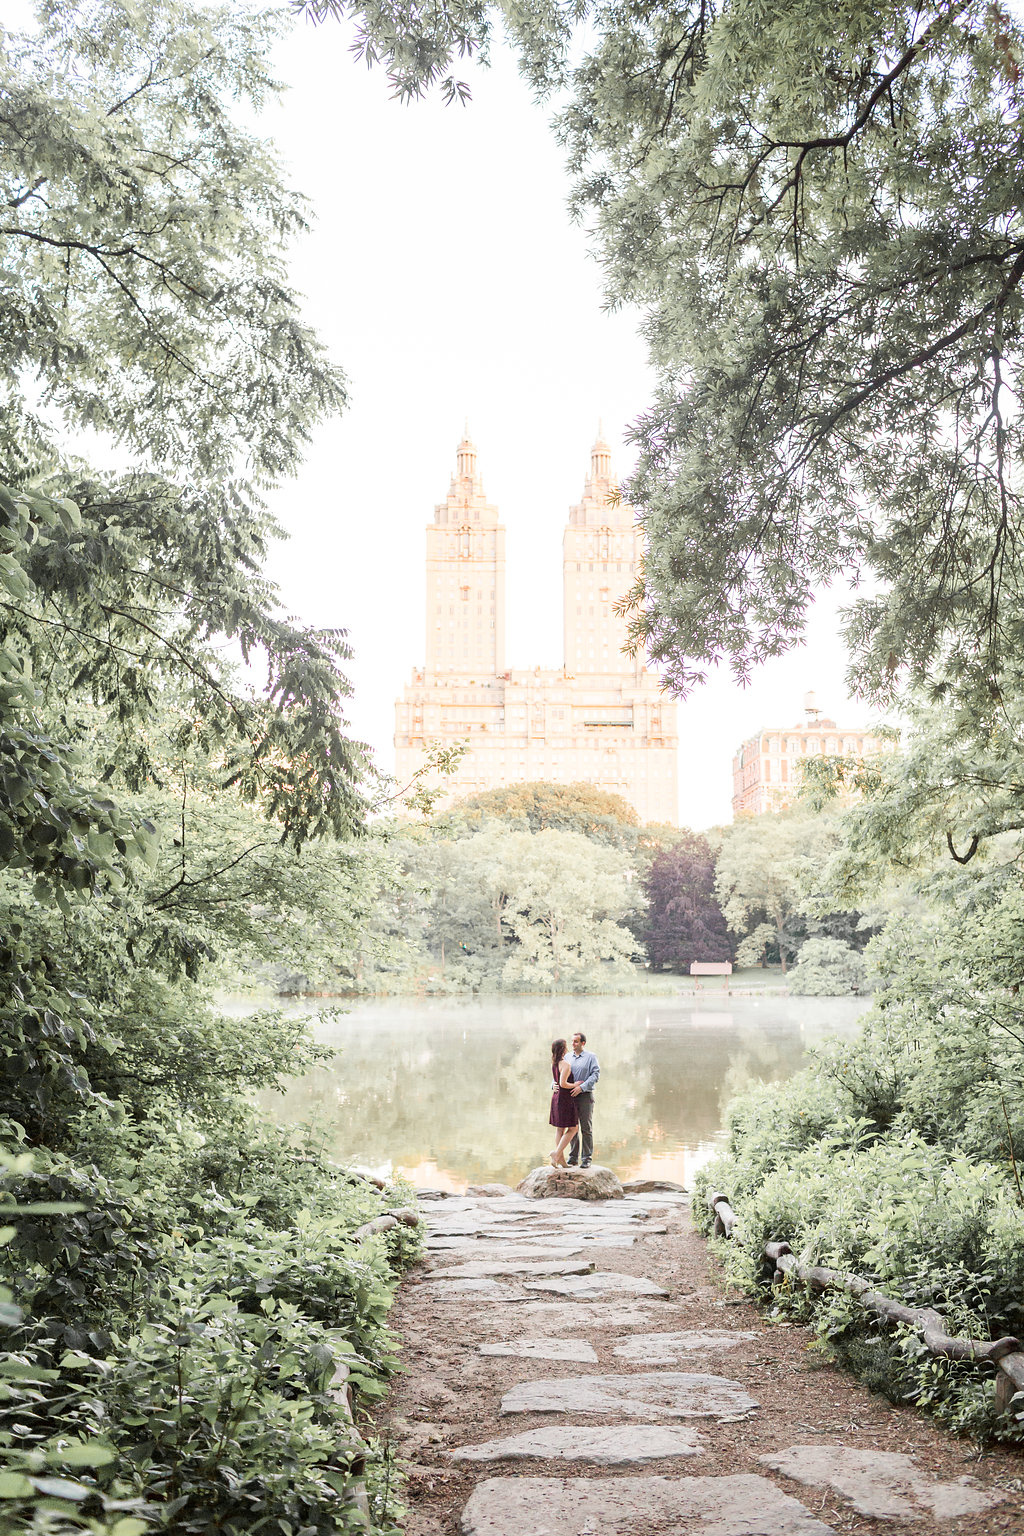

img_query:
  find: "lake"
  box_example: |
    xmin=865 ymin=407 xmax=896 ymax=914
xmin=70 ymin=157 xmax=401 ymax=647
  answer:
xmin=244 ymin=992 xmax=869 ymax=1192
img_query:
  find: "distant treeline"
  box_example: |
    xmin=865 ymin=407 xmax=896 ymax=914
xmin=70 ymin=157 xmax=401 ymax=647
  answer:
xmin=267 ymin=779 xmax=881 ymax=996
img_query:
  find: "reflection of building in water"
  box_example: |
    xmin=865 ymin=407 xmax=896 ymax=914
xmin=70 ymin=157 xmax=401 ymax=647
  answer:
xmin=732 ymin=692 xmax=891 ymax=817
xmin=394 ymin=429 xmax=678 ymax=824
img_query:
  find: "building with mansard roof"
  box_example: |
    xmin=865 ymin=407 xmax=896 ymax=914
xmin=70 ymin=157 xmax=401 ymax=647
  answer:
xmin=393 ymin=429 xmax=678 ymax=824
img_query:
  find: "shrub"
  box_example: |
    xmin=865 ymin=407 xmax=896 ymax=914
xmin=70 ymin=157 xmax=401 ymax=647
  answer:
xmin=788 ymin=937 xmax=868 ymax=995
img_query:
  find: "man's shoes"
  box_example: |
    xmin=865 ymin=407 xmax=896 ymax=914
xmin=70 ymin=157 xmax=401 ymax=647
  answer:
xmin=581 ymin=1160 xmax=592 ymax=1169
xmin=566 ymin=1160 xmax=578 ymax=1167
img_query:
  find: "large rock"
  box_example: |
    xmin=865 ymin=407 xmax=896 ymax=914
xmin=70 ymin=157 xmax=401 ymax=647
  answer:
xmin=460 ymin=1475 xmax=835 ymax=1535
xmin=478 ymin=1336 xmax=598 ymax=1363
xmin=524 ymin=1270 xmax=669 ymax=1299
xmin=760 ymin=1446 xmax=1006 ymax=1521
xmin=613 ymin=1329 xmax=756 ymax=1363
xmin=517 ymin=1165 xmax=624 ymax=1200
xmin=499 ymin=1370 xmax=758 ymax=1420
xmin=451 ymin=1423 xmax=701 ymax=1465
xmin=621 ymin=1178 xmax=687 ymax=1194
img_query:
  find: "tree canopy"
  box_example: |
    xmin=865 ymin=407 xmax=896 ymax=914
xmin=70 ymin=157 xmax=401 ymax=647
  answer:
xmin=313 ymin=0 xmax=1024 ymax=714
xmin=452 ymin=779 xmax=639 ymax=841
xmin=641 ymin=831 xmax=731 ymax=971
xmin=1 ymin=0 xmax=367 ymax=893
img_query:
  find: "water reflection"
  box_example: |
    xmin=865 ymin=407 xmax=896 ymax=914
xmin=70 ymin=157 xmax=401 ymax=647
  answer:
xmin=249 ymin=994 xmax=868 ymax=1191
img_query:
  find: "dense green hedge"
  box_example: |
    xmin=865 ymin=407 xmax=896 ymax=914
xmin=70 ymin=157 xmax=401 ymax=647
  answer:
xmin=1 ymin=1093 xmax=419 ymax=1534
xmin=697 ymin=1088 xmax=1024 ymax=1440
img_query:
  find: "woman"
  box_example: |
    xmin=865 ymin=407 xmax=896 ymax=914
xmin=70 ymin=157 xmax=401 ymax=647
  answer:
xmin=548 ymin=1037 xmax=579 ymax=1167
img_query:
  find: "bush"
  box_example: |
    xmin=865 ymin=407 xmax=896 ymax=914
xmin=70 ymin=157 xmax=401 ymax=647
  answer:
xmin=788 ymin=937 xmax=868 ymax=995
xmin=696 ymin=1058 xmax=1024 ymax=1440
xmin=1 ymin=1107 xmax=419 ymax=1534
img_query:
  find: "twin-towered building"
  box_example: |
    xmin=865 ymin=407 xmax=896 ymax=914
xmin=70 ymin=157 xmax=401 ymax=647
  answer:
xmin=394 ymin=430 xmax=679 ymax=824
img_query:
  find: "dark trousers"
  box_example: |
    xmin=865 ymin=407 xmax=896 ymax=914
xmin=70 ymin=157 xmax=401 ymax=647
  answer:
xmin=567 ymin=1092 xmax=594 ymax=1165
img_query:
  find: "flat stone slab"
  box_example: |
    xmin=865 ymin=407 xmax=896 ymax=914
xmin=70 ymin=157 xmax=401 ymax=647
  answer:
xmin=500 ymin=1370 xmax=758 ymax=1420
xmin=420 ymin=1279 xmax=528 ymax=1303
xmin=761 ymin=1446 xmax=1006 ymax=1521
xmin=513 ymin=1301 xmax=670 ymax=1331
xmin=466 ymin=1183 xmax=514 ymax=1196
xmin=518 ymin=1164 xmax=624 ymax=1200
xmin=525 ymin=1270 xmax=669 ymax=1299
xmin=451 ymin=1423 xmax=702 ymax=1465
xmin=426 ymin=1242 xmax=587 ymax=1259
xmin=431 ymin=1259 xmax=593 ymax=1279
xmin=614 ymin=1329 xmax=757 ymax=1363
xmin=460 ymin=1474 xmax=834 ymax=1535
xmin=478 ymin=1337 xmax=598 ymax=1363
xmin=562 ymin=1222 xmax=668 ymax=1235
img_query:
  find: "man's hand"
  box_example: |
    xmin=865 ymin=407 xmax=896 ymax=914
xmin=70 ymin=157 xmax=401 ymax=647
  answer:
xmin=570 ymin=1083 xmax=583 ymax=1097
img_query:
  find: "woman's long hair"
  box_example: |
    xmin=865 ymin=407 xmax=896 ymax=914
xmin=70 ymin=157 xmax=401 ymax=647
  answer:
xmin=551 ymin=1038 xmax=567 ymax=1078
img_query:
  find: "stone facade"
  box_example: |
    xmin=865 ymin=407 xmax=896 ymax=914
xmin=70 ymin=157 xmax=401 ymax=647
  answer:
xmin=394 ymin=431 xmax=678 ymax=825
xmin=732 ymin=717 xmax=889 ymax=817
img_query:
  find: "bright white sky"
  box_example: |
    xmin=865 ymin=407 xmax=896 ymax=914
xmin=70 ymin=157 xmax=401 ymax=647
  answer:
xmin=261 ymin=19 xmax=881 ymax=831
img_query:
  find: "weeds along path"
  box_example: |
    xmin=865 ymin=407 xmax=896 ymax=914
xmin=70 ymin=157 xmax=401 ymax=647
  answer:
xmin=376 ymin=1184 xmax=1024 ymax=1535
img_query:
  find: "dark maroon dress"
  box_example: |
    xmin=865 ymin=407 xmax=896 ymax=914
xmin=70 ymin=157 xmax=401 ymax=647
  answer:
xmin=549 ymin=1060 xmax=579 ymax=1129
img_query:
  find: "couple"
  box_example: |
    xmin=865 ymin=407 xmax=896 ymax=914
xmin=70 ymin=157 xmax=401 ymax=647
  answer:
xmin=549 ymin=1031 xmax=600 ymax=1168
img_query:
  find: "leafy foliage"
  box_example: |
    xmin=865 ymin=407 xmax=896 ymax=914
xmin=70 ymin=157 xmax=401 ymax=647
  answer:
xmin=0 ymin=1 xmax=422 ymax=1530
xmin=0 ymin=0 xmax=369 ymax=874
xmin=388 ymin=822 xmax=640 ymax=991
xmin=310 ymin=0 xmax=1024 ymax=717
xmin=451 ymin=780 xmax=640 ymax=844
xmin=641 ymin=831 xmax=731 ymax=971
xmin=699 ymin=697 xmax=1024 ymax=1439
xmin=787 ymin=937 xmax=868 ymax=996
xmin=715 ymin=809 xmax=845 ymax=972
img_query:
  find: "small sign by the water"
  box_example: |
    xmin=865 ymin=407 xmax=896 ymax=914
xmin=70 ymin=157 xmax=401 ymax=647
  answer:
xmin=690 ymin=961 xmax=733 ymax=975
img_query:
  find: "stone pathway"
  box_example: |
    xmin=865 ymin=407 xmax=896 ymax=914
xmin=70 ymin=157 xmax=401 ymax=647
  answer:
xmin=378 ymin=1176 xmax=1024 ymax=1535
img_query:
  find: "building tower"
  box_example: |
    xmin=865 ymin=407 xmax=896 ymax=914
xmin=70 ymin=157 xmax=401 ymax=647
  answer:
xmin=425 ymin=428 xmax=506 ymax=676
xmin=395 ymin=427 xmax=678 ymax=824
xmin=563 ymin=426 xmax=643 ymax=678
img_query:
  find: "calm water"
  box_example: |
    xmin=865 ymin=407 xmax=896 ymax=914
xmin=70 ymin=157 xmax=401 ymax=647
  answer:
xmin=243 ymin=993 xmax=869 ymax=1192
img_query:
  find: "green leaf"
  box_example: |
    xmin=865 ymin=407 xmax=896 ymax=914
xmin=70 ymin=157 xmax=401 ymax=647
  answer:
xmin=29 ymin=1476 xmax=90 ymax=1500
xmin=0 ymin=1473 xmax=33 ymax=1497
xmin=50 ymin=1441 xmax=115 ymax=1468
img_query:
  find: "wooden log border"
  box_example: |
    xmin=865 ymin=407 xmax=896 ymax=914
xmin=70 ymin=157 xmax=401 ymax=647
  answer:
xmin=705 ymin=1190 xmax=1024 ymax=1418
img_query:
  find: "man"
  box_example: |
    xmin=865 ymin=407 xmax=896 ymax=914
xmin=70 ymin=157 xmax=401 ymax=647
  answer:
xmin=566 ymin=1030 xmax=600 ymax=1169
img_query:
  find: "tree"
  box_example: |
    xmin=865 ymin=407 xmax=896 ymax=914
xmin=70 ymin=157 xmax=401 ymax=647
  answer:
xmin=384 ymin=823 xmax=640 ymax=989
xmin=500 ymin=828 xmax=638 ymax=987
xmin=641 ymin=831 xmax=731 ymax=971
xmin=309 ymin=0 xmax=1024 ymax=716
xmin=0 ymin=0 xmax=366 ymax=887
xmin=452 ymin=779 xmax=639 ymax=845
xmin=788 ymin=937 xmax=868 ymax=997
xmin=715 ymin=810 xmax=841 ymax=972
xmin=0 ymin=7 xmax=420 ymax=1531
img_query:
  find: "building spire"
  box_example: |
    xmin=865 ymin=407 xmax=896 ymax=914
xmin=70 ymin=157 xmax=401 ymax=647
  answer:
xmin=590 ymin=422 xmax=613 ymax=482
xmin=456 ymin=424 xmax=477 ymax=482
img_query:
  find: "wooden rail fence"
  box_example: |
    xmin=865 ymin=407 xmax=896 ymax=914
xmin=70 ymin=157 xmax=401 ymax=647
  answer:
xmin=706 ymin=1190 xmax=1024 ymax=1416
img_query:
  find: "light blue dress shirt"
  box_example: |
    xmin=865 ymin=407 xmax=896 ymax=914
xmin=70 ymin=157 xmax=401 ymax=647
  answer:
xmin=569 ymin=1047 xmax=600 ymax=1094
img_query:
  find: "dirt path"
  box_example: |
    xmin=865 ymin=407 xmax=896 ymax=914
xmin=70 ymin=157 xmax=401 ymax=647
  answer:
xmin=376 ymin=1178 xmax=1024 ymax=1535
